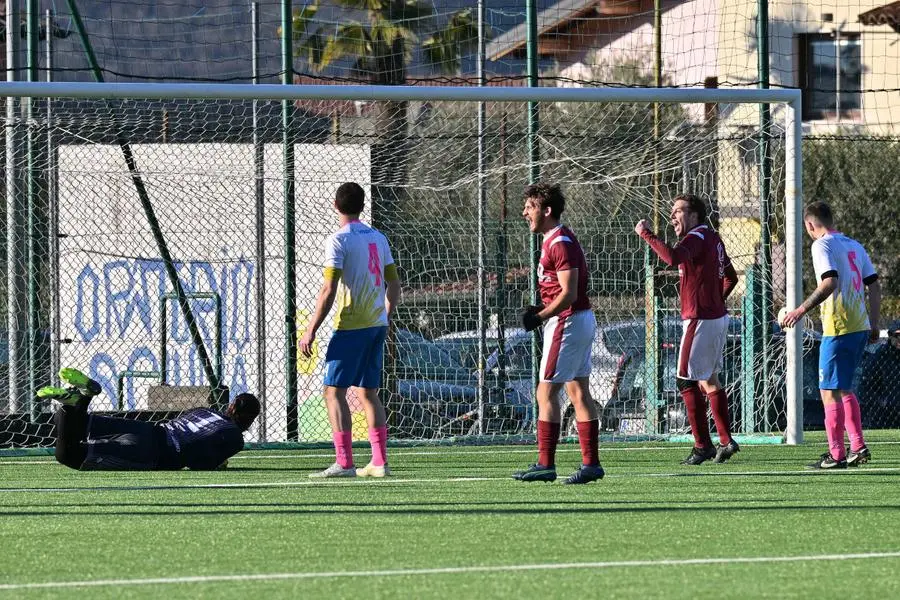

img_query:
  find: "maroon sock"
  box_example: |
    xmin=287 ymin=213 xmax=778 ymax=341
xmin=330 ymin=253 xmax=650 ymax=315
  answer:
xmin=576 ymin=420 xmax=600 ymax=466
xmin=681 ymin=385 xmax=713 ymax=448
xmin=537 ymin=420 xmax=560 ymax=467
xmin=707 ymin=389 xmax=733 ymax=446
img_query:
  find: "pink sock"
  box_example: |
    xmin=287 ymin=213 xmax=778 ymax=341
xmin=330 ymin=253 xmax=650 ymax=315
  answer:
xmin=842 ymin=393 xmax=866 ymax=452
xmin=368 ymin=426 xmax=388 ymax=467
xmin=824 ymin=403 xmax=846 ymax=461
xmin=333 ymin=431 xmax=354 ymax=469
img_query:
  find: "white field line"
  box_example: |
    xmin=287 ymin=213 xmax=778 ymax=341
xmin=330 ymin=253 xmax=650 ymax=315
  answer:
xmin=2 ymin=467 xmax=900 ymax=493
xmin=0 ymin=447 xmax=666 ymax=465
xmin=2 ymin=551 xmax=900 ymax=591
xmin=0 ymin=446 xmax=721 ymax=465
xmin=0 ymin=477 xmax=496 ymax=493
xmin=5 ymin=439 xmax=900 ymax=465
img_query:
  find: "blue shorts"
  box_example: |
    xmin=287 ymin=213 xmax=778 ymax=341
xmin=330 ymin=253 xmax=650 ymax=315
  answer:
xmin=324 ymin=326 xmax=388 ymax=389
xmin=819 ymin=331 xmax=868 ymax=390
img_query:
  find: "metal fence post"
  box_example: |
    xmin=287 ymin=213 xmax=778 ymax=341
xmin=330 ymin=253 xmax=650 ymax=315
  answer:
xmin=476 ymin=0 xmax=487 ymax=436
xmin=282 ymin=0 xmax=299 ymax=440
xmin=252 ymin=1 xmax=268 ymax=440
xmin=525 ymin=0 xmax=541 ymax=412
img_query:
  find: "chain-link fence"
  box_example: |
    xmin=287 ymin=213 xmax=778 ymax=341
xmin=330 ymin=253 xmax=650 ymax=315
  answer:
xmin=1 ymin=0 xmax=898 ymax=449
xmin=0 ymin=90 xmax=808 ymax=446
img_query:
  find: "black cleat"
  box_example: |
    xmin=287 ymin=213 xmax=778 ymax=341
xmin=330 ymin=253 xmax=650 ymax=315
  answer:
xmin=512 ymin=463 xmax=557 ymax=482
xmin=807 ymin=452 xmax=848 ymax=470
xmin=846 ymin=446 xmax=871 ymax=467
xmin=563 ymin=463 xmax=605 ymax=485
xmin=714 ymin=440 xmax=741 ymax=463
xmin=681 ymin=445 xmax=717 ymax=465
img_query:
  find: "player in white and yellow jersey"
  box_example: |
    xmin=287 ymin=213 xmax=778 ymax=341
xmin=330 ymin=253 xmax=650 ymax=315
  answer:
xmin=299 ymin=182 xmax=402 ymax=478
xmin=781 ymin=202 xmax=881 ymax=469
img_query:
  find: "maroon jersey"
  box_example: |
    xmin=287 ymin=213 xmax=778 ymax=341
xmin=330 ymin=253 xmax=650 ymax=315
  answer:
xmin=641 ymin=224 xmax=737 ymax=320
xmin=538 ymin=225 xmax=591 ymax=318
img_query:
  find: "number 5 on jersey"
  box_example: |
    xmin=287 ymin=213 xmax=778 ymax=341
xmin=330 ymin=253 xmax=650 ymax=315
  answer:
xmin=848 ymin=251 xmax=862 ymax=292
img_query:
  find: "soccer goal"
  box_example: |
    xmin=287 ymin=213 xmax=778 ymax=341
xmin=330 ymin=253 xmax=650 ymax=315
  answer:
xmin=0 ymin=81 xmax=805 ymax=451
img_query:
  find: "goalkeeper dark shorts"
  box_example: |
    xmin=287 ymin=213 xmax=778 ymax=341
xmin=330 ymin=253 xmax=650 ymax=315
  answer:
xmin=80 ymin=416 xmax=169 ymax=471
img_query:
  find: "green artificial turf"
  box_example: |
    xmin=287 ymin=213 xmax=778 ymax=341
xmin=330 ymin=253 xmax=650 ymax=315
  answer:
xmin=2 ymin=436 xmax=900 ymax=599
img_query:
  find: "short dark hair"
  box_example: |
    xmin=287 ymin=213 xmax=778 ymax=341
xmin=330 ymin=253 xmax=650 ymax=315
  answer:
xmin=335 ymin=182 xmax=365 ymax=215
xmin=230 ymin=393 xmax=260 ymax=432
xmin=523 ymin=182 xmax=565 ymax=219
xmin=674 ymin=193 xmax=707 ymax=223
xmin=804 ymin=201 xmax=834 ymax=228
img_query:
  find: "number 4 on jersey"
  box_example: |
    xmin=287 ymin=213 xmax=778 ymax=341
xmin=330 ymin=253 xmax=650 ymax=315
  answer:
xmin=368 ymin=243 xmax=382 ymax=286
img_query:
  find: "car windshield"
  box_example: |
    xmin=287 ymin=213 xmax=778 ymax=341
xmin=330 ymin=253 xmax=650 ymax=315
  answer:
xmin=436 ymin=334 xmax=532 ymax=375
xmin=395 ymin=330 xmax=472 ymax=381
xmin=600 ymin=319 xmax=682 ymax=355
xmin=433 ymin=338 xmax=485 ymax=371
xmin=628 ymin=354 xmax=679 ymax=390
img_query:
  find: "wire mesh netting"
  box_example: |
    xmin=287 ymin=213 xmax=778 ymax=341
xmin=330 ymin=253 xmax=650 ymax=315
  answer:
xmin=1 ymin=0 xmax=898 ymax=449
xmin=1 ymin=92 xmax=815 ymax=446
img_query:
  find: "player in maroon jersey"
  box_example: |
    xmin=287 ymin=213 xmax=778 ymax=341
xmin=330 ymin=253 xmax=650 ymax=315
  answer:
xmin=513 ymin=182 xmax=604 ymax=484
xmin=635 ymin=194 xmax=740 ymax=464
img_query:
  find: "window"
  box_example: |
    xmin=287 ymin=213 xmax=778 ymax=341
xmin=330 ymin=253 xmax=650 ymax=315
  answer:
xmin=799 ymin=34 xmax=862 ymax=121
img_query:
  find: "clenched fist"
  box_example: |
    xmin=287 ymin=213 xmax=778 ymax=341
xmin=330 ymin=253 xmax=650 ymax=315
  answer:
xmin=634 ymin=220 xmax=652 ymax=236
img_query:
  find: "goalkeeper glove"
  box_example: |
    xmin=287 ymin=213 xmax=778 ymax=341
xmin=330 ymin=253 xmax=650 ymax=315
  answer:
xmin=520 ymin=304 xmax=544 ymax=332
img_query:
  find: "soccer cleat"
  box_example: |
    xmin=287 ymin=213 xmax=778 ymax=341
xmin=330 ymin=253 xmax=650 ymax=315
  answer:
xmin=36 ymin=385 xmax=79 ymax=405
xmin=356 ymin=462 xmax=391 ymax=478
xmin=680 ymin=445 xmax=717 ymax=465
xmin=714 ymin=440 xmax=741 ymax=464
xmin=807 ymin=453 xmax=848 ymax=470
xmin=512 ymin=463 xmax=557 ymax=482
xmin=308 ymin=463 xmax=357 ymax=479
xmin=846 ymin=446 xmax=871 ymax=467
xmin=59 ymin=368 xmax=101 ymax=397
xmin=562 ymin=463 xmax=605 ymax=485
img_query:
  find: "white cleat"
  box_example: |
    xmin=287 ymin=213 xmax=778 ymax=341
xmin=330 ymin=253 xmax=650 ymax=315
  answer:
xmin=356 ymin=462 xmax=391 ymax=478
xmin=308 ymin=463 xmax=357 ymax=479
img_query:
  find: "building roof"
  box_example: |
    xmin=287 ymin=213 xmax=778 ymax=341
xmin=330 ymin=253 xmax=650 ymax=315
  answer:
xmin=487 ymin=0 xmax=646 ymax=61
xmin=859 ymin=1 xmax=900 ymax=33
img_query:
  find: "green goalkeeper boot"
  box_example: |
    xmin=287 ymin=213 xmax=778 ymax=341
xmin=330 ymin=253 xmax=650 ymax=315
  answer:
xmin=59 ymin=368 xmax=101 ymax=397
xmin=36 ymin=385 xmax=79 ymax=406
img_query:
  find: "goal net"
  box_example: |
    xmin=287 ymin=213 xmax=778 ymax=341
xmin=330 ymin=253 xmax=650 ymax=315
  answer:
xmin=0 ymin=83 xmax=805 ymax=450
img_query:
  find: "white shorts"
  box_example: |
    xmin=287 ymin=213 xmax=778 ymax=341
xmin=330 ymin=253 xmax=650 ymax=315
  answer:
xmin=677 ymin=316 xmax=728 ymax=381
xmin=540 ymin=310 xmax=596 ymax=383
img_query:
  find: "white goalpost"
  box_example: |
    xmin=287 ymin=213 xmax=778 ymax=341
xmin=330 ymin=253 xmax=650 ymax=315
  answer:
xmin=0 ymin=82 xmax=804 ymax=448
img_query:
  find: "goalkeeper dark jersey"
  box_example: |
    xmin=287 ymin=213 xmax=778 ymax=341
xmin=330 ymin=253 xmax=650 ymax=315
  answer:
xmin=161 ymin=408 xmax=245 ymax=470
xmin=80 ymin=408 xmax=244 ymax=471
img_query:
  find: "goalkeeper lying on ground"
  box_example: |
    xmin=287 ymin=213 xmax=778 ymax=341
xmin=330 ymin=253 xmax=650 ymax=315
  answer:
xmin=38 ymin=368 xmax=260 ymax=471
